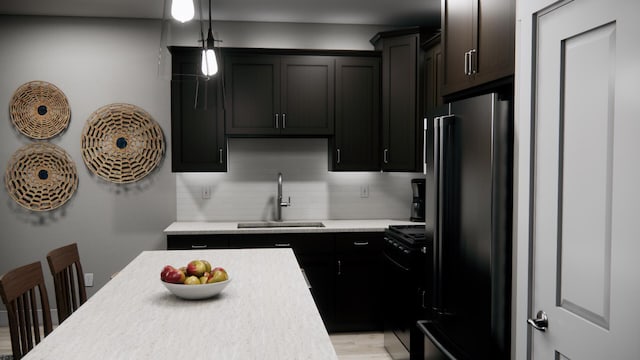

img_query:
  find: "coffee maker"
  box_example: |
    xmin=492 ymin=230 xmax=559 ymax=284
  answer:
xmin=410 ymin=178 xmax=425 ymax=222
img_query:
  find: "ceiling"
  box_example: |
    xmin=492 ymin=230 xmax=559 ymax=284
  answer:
xmin=0 ymin=0 xmax=441 ymax=27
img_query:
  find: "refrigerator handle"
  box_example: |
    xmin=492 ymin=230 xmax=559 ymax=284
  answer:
xmin=423 ymin=117 xmax=428 ymax=174
xmin=432 ymin=116 xmax=442 ymax=312
xmin=433 ymin=114 xmax=455 ymax=315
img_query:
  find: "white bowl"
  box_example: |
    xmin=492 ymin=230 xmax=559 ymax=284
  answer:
xmin=162 ymin=277 xmax=231 ymax=300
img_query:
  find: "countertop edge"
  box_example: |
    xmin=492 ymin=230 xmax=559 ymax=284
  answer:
xmin=164 ymin=219 xmax=424 ymax=235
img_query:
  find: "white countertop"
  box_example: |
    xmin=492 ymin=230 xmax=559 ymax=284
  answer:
xmin=23 ymin=249 xmax=337 ymax=360
xmin=164 ymin=219 xmax=423 ymax=235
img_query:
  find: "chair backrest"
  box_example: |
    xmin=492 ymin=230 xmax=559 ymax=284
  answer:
xmin=46 ymin=243 xmax=87 ymax=323
xmin=0 ymin=261 xmax=53 ymax=359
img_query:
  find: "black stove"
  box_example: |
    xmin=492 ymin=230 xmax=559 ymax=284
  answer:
xmin=383 ymin=224 xmax=432 ymax=360
xmin=386 ymin=225 xmax=429 ymax=247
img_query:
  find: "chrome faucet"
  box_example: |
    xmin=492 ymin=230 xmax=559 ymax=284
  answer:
xmin=276 ymin=172 xmax=291 ymax=221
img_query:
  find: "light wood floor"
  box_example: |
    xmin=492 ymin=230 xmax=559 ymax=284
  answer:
xmin=1 ymin=327 xmax=391 ymax=359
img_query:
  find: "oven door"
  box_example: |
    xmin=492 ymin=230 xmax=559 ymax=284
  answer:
xmin=383 ymin=242 xmax=413 ymax=360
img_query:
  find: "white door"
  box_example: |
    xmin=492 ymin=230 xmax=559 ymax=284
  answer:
xmin=530 ymin=0 xmax=640 ymax=358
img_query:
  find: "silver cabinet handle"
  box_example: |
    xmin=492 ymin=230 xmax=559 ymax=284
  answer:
xmin=527 ymin=310 xmax=548 ymax=332
xmin=353 ymin=241 xmax=369 ymax=246
xmin=337 ymin=148 xmax=341 ymax=164
xmin=469 ymin=49 xmax=477 ymax=74
xmin=274 ymin=243 xmax=291 ymax=247
xmin=464 ymin=51 xmax=470 ymax=75
xmin=275 ymin=113 xmax=279 ymax=128
xmin=383 ymin=149 xmax=389 ymax=164
xmin=282 ymin=113 xmax=286 ymax=129
xmin=219 ymin=148 xmax=223 ymax=164
xmin=337 ymin=260 xmax=342 ymax=275
xmin=300 ymin=268 xmax=311 ymax=289
xmin=191 ymin=244 xmax=207 ymax=249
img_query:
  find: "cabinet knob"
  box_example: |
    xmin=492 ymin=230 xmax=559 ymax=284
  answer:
xmin=383 ymin=149 xmax=389 ymax=164
xmin=337 ymin=148 xmax=341 ymax=164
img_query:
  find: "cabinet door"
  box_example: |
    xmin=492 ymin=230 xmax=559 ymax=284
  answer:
xmin=442 ymin=0 xmax=515 ymax=95
xmin=442 ymin=0 xmax=475 ymax=95
xmin=170 ymin=48 xmax=226 ymax=172
xmin=474 ymin=0 xmax=515 ymax=85
xmin=331 ymin=57 xmax=381 ymax=171
xmin=424 ymin=40 xmax=444 ymax=113
xmin=381 ymin=34 xmax=419 ymax=171
xmin=224 ymin=54 xmax=281 ymax=135
xmin=334 ymin=233 xmax=383 ymax=331
xmin=280 ymin=56 xmax=335 ymax=136
xmin=299 ymin=254 xmax=335 ymax=331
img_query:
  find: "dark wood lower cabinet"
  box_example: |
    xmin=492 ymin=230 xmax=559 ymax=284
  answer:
xmin=166 ymin=232 xmax=383 ymax=332
xmin=333 ymin=233 xmax=384 ymax=332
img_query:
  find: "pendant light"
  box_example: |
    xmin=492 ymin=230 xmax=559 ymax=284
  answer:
xmin=201 ymin=0 xmax=218 ymax=76
xmin=171 ymin=0 xmax=194 ymax=23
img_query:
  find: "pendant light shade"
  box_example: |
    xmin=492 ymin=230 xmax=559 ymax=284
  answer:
xmin=171 ymin=0 xmax=194 ymax=23
xmin=201 ymin=0 xmax=218 ymax=76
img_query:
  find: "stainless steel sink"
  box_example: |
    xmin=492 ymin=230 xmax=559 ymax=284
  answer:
xmin=237 ymin=221 xmax=325 ymax=229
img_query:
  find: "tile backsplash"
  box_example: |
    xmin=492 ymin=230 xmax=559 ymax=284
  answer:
xmin=176 ymin=138 xmax=422 ymax=221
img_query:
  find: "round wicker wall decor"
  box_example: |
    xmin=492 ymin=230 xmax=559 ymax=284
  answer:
xmin=81 ymin=103 xmax=165 ymax=184
xmin=5 ymin=143 xmax=79 ymax=211
xmin=10 ymin=81 xmax=71 ymax=139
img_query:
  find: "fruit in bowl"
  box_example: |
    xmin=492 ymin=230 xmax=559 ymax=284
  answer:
xmin=160 ymin=260 xmax=230 ymax=300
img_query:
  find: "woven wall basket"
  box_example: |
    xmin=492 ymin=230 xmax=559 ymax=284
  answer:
xmin=5 ymin=143 xmax=79 ymax=211
xmin=10 ymin=81 xmax=71 ymax=139
xmin=81 ymin=103 xmax=165 ymax=184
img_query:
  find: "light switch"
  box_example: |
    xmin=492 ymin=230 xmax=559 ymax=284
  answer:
xmin=84 ymin=273 xmax=94 ymax=287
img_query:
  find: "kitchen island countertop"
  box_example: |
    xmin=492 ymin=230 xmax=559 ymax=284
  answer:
xmin=164 ymin=219 xmax=423 ymax=235
xmin=22 ymin=248 xmax=337 ymax=360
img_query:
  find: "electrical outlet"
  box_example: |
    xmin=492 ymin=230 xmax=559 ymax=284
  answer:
xmin=360 ymin=185 xmax=369 ymax=198
xmin=84 ymin=273 xmax=94 ymax=287
xmin=201 ymin=186 xmax=211 ymax=199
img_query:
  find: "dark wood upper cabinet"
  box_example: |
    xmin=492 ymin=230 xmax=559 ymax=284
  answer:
xmin=224 ymin=52 xmax=334 ymax=136
xmin=423 ymin=33 xmax=444 ymax=113
xmin=223 ymin=54 xmax=281 ymax=135
xmin=373 ymin=31 xmax=423 ymax=172
xmin=330 ymin=57 xmax=381 ymax=171
xmin=281 ymin=56 xmax=335 ymax=136
xmin=442 ymin=0 xmax=515 ymax=96
xmin=169 ymin=47 xmax=226 ymax=172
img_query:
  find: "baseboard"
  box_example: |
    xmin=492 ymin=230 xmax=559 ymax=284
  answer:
xmin=0 ymin=309 xmax=59 ymax=327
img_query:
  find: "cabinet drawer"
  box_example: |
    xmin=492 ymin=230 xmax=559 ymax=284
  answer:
xmin=166 ymin=235 xmax=230 ymax=250
xmin=229 ymin=233 xmax=334 ymax=255
xmin=335 ymin=233 xmax=383 ymax=254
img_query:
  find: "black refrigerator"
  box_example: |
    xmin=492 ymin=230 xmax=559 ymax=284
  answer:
xmin=418 ymin=92 xmax=513 ymax=360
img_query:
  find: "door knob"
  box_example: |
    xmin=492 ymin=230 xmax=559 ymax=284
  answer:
xmin=527 ymin=310 xmax=548 ymax=332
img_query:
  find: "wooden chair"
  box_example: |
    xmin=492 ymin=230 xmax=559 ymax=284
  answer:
xmin=0 ymin=261 xmax=53 ymax=359
xmin=46 ymin=243 xmax=87 ymax=324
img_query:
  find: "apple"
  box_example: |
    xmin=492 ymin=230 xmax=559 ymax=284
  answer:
xmin=208 ymin=267 xmax=228 ymax=283
xmin=164 ymin=268 xmax=186 ymax=284
xmin=186 ymin=260 xmax=207 ymax=277
xmin=183 ymin=276 xmax=201 ymax=285
xmin=201 ymin=260 xmax=212 ymax=273
xmin=160 ymin=265 xmax=176 ymax=281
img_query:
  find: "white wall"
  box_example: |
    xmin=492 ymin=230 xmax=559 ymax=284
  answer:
xmin=0 ymin=15 xmax=177 ymax=325
xmin=0 ymin=15 xmax=417 ymax=325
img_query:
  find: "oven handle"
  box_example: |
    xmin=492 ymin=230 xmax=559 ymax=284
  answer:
xmin=383 ymin=253 xmax=411 ymax=272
